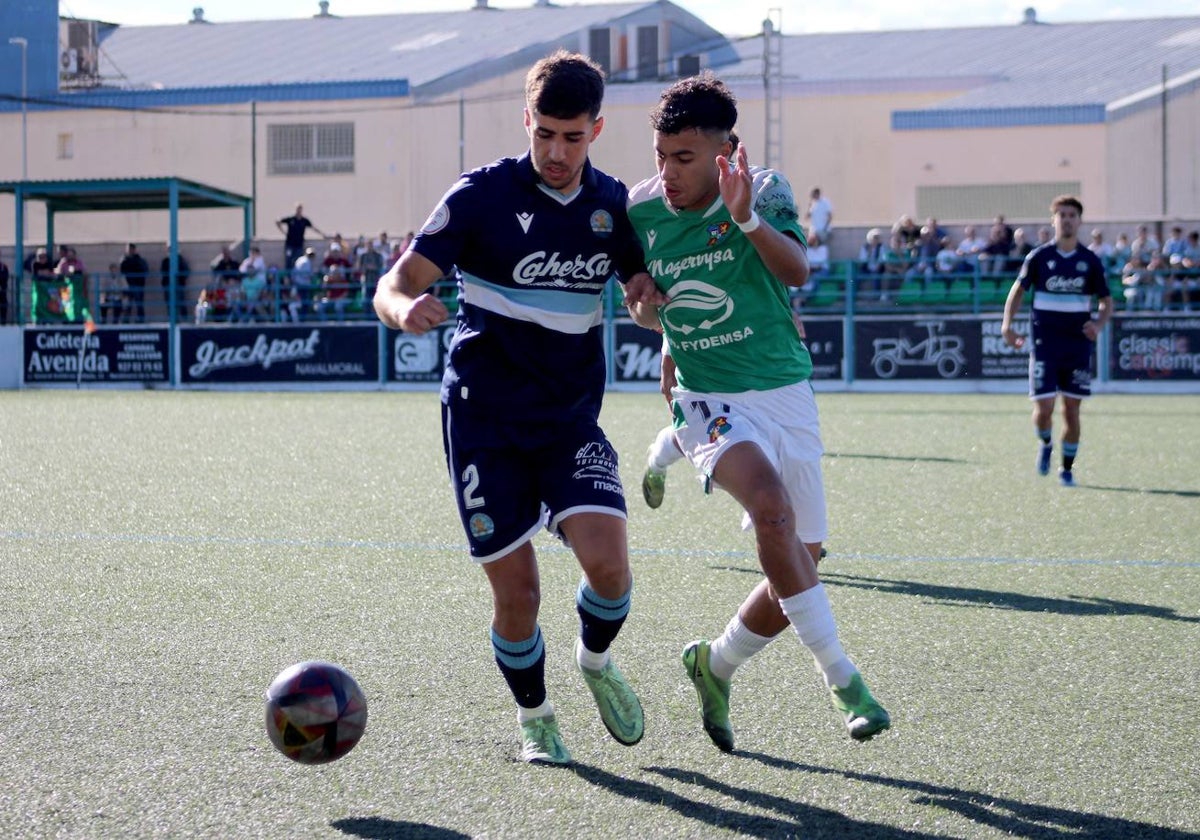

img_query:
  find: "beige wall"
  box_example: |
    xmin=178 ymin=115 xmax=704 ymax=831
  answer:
xmin=2 ymin=73 xmax=1197 ymax=255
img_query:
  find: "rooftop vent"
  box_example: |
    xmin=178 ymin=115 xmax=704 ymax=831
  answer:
xmin=474 ymin=0 xmax=489 ymax=9
xmin=315 ymin=1 xmax=333 ymax=17
xmin=1022 ymin=7 xmax=1040 ymax=24
xmin=189 ymin=7 xmax=207 ymax=24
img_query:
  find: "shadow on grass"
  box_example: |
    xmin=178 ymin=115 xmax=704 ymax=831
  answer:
xmin=825 ymin=451 xmax=968 ymax=464
xmin=822 ymin=573 xmax=1200 ymax=623
xmin=571 ymin=761 xmax=929 ymax=839
xmin=1080 ymin=483 xmax=1200 ymax=499
xmin=331 ymin=817 xmax=470 ymax=840
xmin=715 ymin=753 xmax=1199 ymax=840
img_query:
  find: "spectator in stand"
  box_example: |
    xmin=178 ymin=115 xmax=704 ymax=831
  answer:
xmin=400 ymin=230 xmax=415 ymax=253
xmin=1130 ymin=224 xmax=1161 ymax=264
xmin=935 ymin=236 xmax=961 ymax=277
xmin=924 ymin=217 xmax=948 ymax=242
xmin=881 ymin=230 xmax=911 ymax=301
xmin=357 ymin=238 xmax=385 ymax=308
xmin=98 ymin=263 xmax=124 ymax=324
xmin=276 ymin=203 xmax=327 ymax=269
xmin=291 ymin=246 xmax=317 ymax=318
xmin=1161 ymin=225 xmax=1187 ymax=266
xmin=1120 ymin=252 xmax=1163 ymax=311
xmin=389 ymin=241 xmax=405 ymax=269
xmin=1111 ymin=232 xmax=1133 ymax=270
xmin=858 ymin=228 xmax=885 ymax=299
xmin=160 ymin=245 xmax=191 ymax=322
xmin=30 ymin=247 xmax=55 ymax=279
xmin=983 ymin=223 xmax=1012 ymax=275
xmin=792 ymin=229 xmax=828 ymax=309
xmin=0 ymin=248 xmax=9 ymax=325
xmin=993 ymin=214 xmax=1015 ymax=252
xmin=892 ymin=215 xmax=920 ymax=251
xmin=119 ymin=243 xmax=150 ymax=323
xmin=233 ymin=245 xmax=268 ymax=322
xmin=315 ymin=261 xmax=351 ymax=321
xmin=904 ymin=224 xmax=940 ymax=285
xmin=1036 ymin=226 xmax=1053 ymax=249
xmin=55 ymin=247 xmax=88 ymax=320
xmin=804 ymin=187 xmax=834 ymax=246
xmin=1087 ymin=229 xmax=1114 ymax=271
xmin=375 ymin=231 xmax=391 ymax=255
xmin=1182 ymin=230 xmax=1200 ymax=309
xmin=955 ymin=225 xmax=987 ymax=269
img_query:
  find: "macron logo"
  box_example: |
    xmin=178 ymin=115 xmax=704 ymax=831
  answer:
xmin=647 ymin=230 xmax=657 ymax=249
xmin=517 ymin=212 xmax=534 ymax=233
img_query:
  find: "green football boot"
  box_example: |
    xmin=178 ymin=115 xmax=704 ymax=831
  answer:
xmin=830 ymin=673 xmax=891 ymax=741
xmin=519 ymin=714 xmax=572 ymax=765
xmin=681 ymin=640 xmax=734 ymax=752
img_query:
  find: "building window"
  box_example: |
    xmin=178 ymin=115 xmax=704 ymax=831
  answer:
xmin=636 ymin=25 xmax=660 ymax=80
xmin=589 ymin=28 xmax=612 ymax=76
xmin=268 ymin=122 xmax=355 ymax=175
xmin=56 ymin=133 xmax=74 ymax=160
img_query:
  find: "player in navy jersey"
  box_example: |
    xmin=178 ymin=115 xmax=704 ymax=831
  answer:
xmin=1001 ymin=195 xmax=1112 ymax=486
xmin=374 ymin=51 xmax=652 ymax=765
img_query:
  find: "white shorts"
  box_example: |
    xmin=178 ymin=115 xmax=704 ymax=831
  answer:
xmin=671 ymin=380 xmax=828 ymax=544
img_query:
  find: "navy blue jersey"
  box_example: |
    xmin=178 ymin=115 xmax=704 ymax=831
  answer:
xmin=411 ymin=153 xmax=644 ymax=427
xmin=1017 ymin=243 xmax=1110 ymax=349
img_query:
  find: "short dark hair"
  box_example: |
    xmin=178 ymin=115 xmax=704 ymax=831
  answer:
xmin=525 ymin=50 xmax=605 ymax=121
xmin=1050 ymin=195 xmax=1083 ymax=216
xmin=649 ymin=72 xmax=738 ymax=136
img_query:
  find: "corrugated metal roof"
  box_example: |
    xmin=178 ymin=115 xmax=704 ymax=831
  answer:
xmin=91 ymin=1 xmax=713 ymax=98
xmin=722 ymin=15 xmax=1200 ymax=113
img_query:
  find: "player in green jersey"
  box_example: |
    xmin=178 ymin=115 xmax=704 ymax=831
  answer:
xmin=622 ymin=74 xmax=890 ymax=749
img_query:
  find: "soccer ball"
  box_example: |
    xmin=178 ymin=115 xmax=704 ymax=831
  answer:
xmin=264 ymin=660 xmax=368 ymax=764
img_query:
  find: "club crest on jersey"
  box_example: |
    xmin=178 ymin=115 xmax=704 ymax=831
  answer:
xmin=706 ymin=221 xmax=732 ymax=246
xmin=1076 ymin=261 xmax=1088 ymax=272
xmin=590 ymin=209 xmax=614 ymax=238
xmin=707 ymin=415 xmax=732 ymax=442
xmin=422 ymin=203 xmax=450 ymax=235
xmin=469 ymin=513 xmax=495 ymax=541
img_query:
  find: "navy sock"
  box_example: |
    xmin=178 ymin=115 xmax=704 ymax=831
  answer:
xmin=491 ymin=627 xmax=546 ymax=709
xmin=1038 ymin=428 xmax=1052 ymax=446
xmin=575 ymin=580 xmax=630 ymax=655
xmin=1062 ymin=442 xmax=1078 ymax=472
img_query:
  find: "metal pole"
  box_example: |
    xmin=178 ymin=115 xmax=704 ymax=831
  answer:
xmin=8 ymin=37 xmax=28 ymax=180
xmin=1161 ymin=63 xmax=1168 ymax=220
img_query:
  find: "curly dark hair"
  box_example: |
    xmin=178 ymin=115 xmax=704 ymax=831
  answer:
xmin=525 ymin=50 xmax=606 ymax=121
xmin=649 ymin=72 xmax=737 ymax=135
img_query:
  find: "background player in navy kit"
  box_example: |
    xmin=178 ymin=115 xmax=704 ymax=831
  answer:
xmin=1001 ymin=195 xmax=1112 ymax=487
xmin=374 ymin=51 xmax=648 ymax=765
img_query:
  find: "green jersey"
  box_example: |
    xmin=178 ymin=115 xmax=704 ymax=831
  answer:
xmin=627 ymin=167 xmax=812 ymax=393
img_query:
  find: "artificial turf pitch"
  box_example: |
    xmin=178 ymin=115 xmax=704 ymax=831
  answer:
xmin=2 ymin=390 xmax=1197 ymax=839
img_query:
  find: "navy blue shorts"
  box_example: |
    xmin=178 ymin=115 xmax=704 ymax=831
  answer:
xmin=441 ymin=403 xmax=627 ymax=562
xmin=1029 ymin=340 xmax=1094 ymax=399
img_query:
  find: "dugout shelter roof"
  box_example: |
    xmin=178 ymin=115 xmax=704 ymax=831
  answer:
xmin=0 ymin=176 xmax=252 ymax=214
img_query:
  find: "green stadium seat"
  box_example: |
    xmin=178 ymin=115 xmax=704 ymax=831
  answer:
xmin=894 ymin=279 xmax=923 ymax=306
xmin=921 ymin=281 xmax=947 ymax=307
xmin=945 ymin=277 xmax=973 ymax=307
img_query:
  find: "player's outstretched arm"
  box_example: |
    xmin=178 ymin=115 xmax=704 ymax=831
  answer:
xmin=623 ymin=272 xmax=666 ymax=331
xmin=373 ymin=248 xmax=448 ymax=335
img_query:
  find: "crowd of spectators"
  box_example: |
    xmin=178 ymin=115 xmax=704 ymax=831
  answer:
xmin=851 ymin=214 xmax=1200 ymax=310
xmin=8 ymin=196 xmax=1200 ymax=323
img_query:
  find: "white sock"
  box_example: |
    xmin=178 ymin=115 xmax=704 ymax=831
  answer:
xmin=647 ymin=425 xmax=683 ymax=471
xmin=709 ymin=614 xmax=773 ymax=681
xmin=778 ymin=584 xmax=857 ymax=689
xmin=517 ymin=700 xmax=554 ymax=723
xmin=575 ymin=636 xmax=609 ymax=672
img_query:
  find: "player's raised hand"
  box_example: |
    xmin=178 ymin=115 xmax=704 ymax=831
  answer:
xmin=716 ymin=144 xmax=753 ymax=227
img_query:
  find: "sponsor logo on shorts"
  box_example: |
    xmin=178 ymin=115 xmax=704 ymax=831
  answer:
xmin=469 ymin=513 xmax=495 ymax=541
xmin=573 ymin=442 xmax=624 ymax=494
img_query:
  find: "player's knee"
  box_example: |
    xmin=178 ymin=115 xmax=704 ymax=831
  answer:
xmin=493 ymin=583 xmax=541 ymax=619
